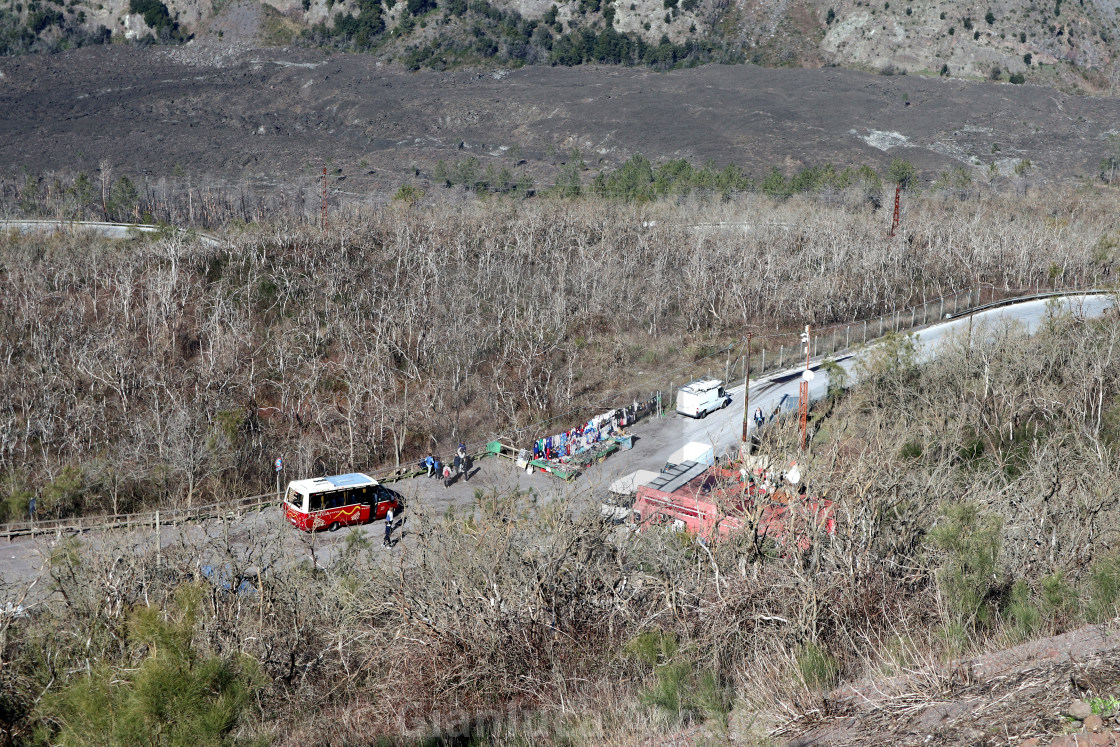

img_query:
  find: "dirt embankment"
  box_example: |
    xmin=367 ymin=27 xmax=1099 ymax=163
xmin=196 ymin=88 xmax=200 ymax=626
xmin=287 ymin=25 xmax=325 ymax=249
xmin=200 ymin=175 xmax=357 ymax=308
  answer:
xmin=789 ymin=622 xmax=1120 ymax=746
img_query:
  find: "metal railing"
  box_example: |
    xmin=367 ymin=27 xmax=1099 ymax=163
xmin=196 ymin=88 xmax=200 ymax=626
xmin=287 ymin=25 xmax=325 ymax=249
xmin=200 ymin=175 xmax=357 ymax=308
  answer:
xmin=2 ymin=492 xmax=275 ymax=541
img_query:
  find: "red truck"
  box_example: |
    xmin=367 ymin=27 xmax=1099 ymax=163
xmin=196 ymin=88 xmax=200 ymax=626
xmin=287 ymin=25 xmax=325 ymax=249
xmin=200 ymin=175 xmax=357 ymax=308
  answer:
xmin=631 ymin=463 xmax=833 ymax=549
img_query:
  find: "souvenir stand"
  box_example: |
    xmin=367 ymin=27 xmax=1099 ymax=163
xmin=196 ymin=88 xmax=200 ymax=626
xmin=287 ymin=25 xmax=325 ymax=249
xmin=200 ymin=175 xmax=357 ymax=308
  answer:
xmin=523 ymin=408 xmax=632 ymax=481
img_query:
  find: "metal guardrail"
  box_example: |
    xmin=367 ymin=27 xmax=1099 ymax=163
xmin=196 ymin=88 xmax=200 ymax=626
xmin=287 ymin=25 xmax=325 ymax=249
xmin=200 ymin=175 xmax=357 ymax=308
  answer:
xmin=2 ymin=282 xmax=1114 ymax=542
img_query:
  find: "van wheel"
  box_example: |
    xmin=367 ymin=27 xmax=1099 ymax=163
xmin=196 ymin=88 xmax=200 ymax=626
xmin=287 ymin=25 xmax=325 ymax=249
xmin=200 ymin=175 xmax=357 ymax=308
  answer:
xmin=328 ymin=521 xmax=340 ymax=532
xmin=722 ymin=398 xmax=730 ymax=410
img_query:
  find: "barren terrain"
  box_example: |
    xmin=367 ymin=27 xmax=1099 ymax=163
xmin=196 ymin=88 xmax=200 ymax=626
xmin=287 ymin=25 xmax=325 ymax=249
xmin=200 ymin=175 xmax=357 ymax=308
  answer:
xmin=2 ymin=45 xmax=1119 ymax=195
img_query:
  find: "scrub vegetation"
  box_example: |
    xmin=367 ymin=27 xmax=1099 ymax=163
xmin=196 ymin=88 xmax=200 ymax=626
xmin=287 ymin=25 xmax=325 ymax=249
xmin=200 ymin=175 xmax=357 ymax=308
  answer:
xmin=1 ymin=185 xmax=1118 ymax=521
xmin=2 ymin=184 xmax=1120 ymax=743
xmin=4 ymin=291 xmax=1120 ymax=744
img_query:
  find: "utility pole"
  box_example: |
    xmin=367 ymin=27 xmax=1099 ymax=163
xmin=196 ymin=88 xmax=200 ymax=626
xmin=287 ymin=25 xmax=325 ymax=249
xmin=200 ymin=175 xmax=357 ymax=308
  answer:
xmin=741 ymin=332 xmax=752 ymax=445
xmin=321 ymin=166 xmax=328 ymax=233
xmin=798 ymin=325 xmax=812 ymax=451
xmin=888 ymin=183 xmax=901 ymax=237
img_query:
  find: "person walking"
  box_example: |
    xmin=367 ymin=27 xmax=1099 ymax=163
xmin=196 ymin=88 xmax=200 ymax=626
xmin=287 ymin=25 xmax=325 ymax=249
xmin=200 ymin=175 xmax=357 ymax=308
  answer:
xmin=424 ymin=454 xmax=435 ymax=478
xmin=442 ymin=464 xmax=453 ymax=488
xmin=432 ymin=458 xmax=441 ymax=479
xmin=383 ymin=507 xmax=394 ymax=547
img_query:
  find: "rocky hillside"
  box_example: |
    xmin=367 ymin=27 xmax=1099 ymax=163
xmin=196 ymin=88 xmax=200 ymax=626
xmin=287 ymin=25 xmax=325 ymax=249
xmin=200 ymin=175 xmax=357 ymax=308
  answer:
xmin=820 ymin=0 xmax=1120 ymax=92
xmin=2 ymin=0 xmax=1119 ymax=91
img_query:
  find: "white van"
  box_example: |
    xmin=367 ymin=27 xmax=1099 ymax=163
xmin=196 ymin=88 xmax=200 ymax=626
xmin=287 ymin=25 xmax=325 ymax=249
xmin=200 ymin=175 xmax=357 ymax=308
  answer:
xmin=675 ymin=377 xmax=732 ymax=418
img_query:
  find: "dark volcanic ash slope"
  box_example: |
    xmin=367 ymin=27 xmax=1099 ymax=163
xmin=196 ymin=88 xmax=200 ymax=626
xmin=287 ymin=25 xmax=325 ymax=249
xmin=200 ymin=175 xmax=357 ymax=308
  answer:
xmin=1 ymin=45 xmax=1118 ymax=190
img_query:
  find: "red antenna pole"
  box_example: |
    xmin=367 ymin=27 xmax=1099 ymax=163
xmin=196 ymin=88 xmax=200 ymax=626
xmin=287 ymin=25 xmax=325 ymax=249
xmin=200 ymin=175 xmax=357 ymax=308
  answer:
xmin=321 ymin=166 xmax=328 ymax=233
xmin=888 ymin=183 xmax=901 ymax=237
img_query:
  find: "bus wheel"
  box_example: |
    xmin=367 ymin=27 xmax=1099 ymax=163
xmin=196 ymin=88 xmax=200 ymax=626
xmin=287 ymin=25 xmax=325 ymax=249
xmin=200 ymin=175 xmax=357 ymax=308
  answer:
xmin=328 ymin=522 xmax=341 ymax=532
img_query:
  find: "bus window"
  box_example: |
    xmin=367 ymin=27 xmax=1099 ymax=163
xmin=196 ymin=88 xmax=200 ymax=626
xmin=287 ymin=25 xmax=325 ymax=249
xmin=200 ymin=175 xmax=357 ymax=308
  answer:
xmin=286 ymin=488 xmax=300 ymax=506
xmin=309 ymin=492 xmax=323 ymax=512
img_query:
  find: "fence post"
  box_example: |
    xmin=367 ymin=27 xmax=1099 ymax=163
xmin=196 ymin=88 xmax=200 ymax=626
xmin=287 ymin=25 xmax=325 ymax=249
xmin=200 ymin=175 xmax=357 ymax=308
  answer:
xmin=845 ymin=325 xmax=850 ymax=349
xmin=813 ymin=336 xmax=818 ymax=357
xmin=761 ymin=348 xmax=766 ymax=372
xmin=863 ymin=320 xmax=867 ymax=342
xmin=911 ymin=307 xmax=916 ymax=328
xmin=155 ymin=510 xmax=160 ymax=570
xmin=939 ymin=296 xmax=944 ymax=319
xmin=779 ymin=345 xmax=784 ymax=369
xmin=878 ymin=316 xmax=883 ymax=337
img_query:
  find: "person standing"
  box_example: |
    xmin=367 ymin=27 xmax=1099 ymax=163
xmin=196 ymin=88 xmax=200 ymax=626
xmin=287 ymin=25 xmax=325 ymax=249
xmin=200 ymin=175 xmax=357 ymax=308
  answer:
xmin=442 ymin=464 xmax=453 ymax=488
xmin=457 ymin=444 xmax=467 ymax=478
xmin=383 ymin=507 xmax=394 ymax=547
xmin=424 ymin=454 xmax=435 ymax=477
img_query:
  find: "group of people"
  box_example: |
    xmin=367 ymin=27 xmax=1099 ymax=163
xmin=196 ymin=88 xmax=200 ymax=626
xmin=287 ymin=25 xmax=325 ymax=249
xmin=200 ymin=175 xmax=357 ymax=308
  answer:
xmin=422 ymin=444 xmax=470 ymax=488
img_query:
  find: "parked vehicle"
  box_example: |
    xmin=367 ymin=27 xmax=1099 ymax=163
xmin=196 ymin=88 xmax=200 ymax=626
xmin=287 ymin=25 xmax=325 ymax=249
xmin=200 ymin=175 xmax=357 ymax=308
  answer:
xmin=283 ymin=473 xmax=401 ymax=532
xmin=663 ymin=441 xmax=715 ymax=470
xmin=675 ymin=377 xmax=731 ymax=418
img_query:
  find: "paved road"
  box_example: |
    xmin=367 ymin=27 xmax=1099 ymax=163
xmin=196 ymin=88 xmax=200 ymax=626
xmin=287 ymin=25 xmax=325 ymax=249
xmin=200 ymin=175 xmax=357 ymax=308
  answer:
xmin=1 ymin=294 xmax=1113 ymax=590
xmin=0 ymin=219 xmax=223 ymax=247
xmin=652 ymin=293 xmax=1116 ymax=469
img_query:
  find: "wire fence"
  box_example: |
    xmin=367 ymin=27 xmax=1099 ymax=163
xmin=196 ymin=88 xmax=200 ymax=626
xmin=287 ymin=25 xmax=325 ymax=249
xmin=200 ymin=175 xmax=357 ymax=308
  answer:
xmin=2 ymin=279 xmax=1113 ymax=540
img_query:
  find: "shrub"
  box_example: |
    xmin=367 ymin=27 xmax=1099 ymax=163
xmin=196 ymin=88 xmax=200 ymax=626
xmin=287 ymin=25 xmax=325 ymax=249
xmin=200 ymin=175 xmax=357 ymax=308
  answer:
xmin=128 ymin=0 xmax=175 ymax=33
xmin=899 ymin=439 xmax=923 ymax=460
xmin=886 ymin=157 xmax=916 ymax=189
xmin=1009 ymin=72 xmax=1025 ymax=84
xmin=797 ymin=642 xmax=839 ymax=690
xmin=1086 ymin=554 xmax=1120 ymax=622
xmin=38 ymin=585 xmax=266 ymax=746
xmin=930 ymin=503 xmax=1002 ymax=627
xmin=392 ymin=184 xmax=424 ymax=203
xmin=1004 ymin=580 xmax=1041 ymax=640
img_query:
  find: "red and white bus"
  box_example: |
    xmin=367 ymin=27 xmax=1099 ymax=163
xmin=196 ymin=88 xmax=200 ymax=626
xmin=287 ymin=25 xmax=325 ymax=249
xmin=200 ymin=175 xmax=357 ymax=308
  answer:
xmin=283 ymin=473 xmax=402 ymax=532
